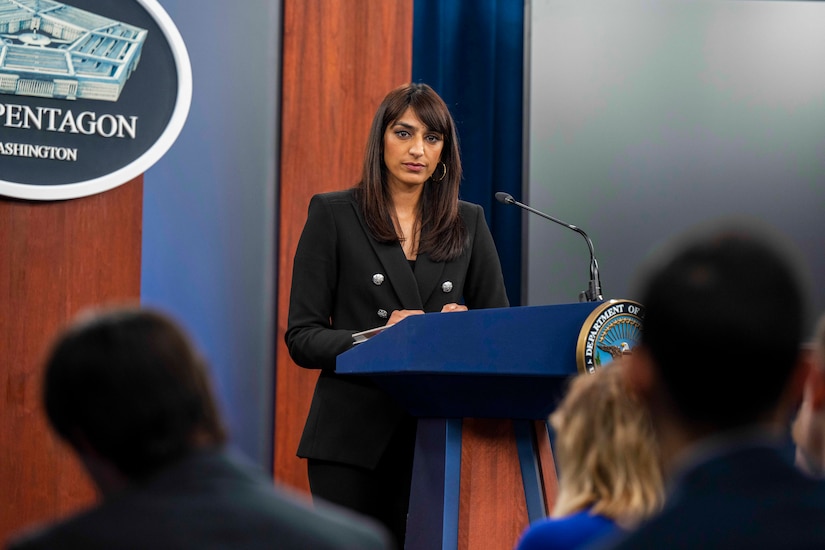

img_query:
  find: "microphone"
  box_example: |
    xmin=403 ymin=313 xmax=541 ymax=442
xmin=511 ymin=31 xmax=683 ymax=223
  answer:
xmin=495 ymin=192 xmax=603 ymax=302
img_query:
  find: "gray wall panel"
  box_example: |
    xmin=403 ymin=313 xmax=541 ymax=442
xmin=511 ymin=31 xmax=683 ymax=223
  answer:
xmin=527 ymin=0 xmax=825 ymax=331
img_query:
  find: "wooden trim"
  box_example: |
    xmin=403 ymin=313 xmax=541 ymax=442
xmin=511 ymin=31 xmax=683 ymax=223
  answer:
xmin=457 ymin=419 xmax=529 ymax=550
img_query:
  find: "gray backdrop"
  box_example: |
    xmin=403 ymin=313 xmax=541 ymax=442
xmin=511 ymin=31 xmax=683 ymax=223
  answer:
xmin=526 ymin=0 xmax=825 ymax=333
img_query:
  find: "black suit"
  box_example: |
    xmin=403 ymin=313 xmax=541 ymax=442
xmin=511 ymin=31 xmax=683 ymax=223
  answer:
xmin=285 ymin=189 xmax=509 ymax=539
xmin=6 ymin=449 xmax=394 ymax=550
xmin=597 ymin=444 xmax=825 ymax=550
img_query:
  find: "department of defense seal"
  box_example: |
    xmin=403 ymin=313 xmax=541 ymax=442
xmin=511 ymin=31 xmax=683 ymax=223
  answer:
xmin=576 ymin=299 xmax=644 ymax=374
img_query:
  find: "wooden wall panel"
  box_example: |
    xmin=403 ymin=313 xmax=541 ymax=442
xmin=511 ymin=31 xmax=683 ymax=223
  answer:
xmin=274 ymin=0 xmax=414 ymax=492
xmin=0 ymin=178 xmax=143 ymax=544
xmin=458 ymin=419 xmax=530 ymax=550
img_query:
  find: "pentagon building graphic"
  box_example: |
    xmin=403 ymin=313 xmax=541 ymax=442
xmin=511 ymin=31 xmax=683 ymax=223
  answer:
xmin=0 ymin=0 xmax=147 ymax=101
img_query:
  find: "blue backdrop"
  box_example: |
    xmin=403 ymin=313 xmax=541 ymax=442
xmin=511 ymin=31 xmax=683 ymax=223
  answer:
xmin=413 ymin=0 xmax=525 ymax=306
xmin=143 ymin=0 xmax=279 ymax=469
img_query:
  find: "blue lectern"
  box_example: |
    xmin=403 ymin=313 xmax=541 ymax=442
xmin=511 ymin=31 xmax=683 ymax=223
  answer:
xmin=337 ymin=302 xmax=602 ymax=550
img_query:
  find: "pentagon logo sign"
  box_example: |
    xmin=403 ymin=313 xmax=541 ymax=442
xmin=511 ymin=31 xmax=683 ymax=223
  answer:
xmin=0 ymin=0 xmax=191 ymax=200
xmin=576 ymin=299 xmax=644 ymax=374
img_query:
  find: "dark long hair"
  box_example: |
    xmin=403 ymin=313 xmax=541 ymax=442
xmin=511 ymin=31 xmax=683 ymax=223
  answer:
xmin=358 ymin=83 xmax=466 ymax=262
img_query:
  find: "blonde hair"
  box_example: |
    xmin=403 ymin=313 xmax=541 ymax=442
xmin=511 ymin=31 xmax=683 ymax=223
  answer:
xmin=550 ymin=363 xmax=664 ymax=525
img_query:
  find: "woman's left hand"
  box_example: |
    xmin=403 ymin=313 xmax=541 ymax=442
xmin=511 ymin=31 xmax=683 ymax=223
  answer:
xmin=441 ymin=303 xmax=468 ymax=313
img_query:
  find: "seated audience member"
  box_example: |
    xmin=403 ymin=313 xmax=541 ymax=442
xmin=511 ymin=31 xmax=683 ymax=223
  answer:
xmin=6 ymin=307 xmax=394 ymax=550
xmin=793 ymin=312 xmax=825 ymax=477
xmin=596 ymin=221 xmax=825 ymax=550
xmin=515 ymin=363 xmax=664 ymax=550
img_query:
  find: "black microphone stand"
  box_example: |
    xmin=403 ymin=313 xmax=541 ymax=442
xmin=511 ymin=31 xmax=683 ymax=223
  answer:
xmin=495 ymin=192 xmax=603 ymax=302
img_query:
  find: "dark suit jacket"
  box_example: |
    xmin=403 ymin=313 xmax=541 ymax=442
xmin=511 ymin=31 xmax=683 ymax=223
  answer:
xmin=597 ymin=444 xmax=825 ymax=550
xmin=6 ymin=449 xmax=394 ymax=550
xmin=286 ymin=189 xmax=509 ymax=469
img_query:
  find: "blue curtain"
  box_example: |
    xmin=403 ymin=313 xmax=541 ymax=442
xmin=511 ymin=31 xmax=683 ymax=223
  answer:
xmin=413 ymin=0 xmax=524 ymax=305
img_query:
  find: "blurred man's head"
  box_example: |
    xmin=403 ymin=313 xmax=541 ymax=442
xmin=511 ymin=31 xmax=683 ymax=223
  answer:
xmin=43 ymin=306 xmax=226 ymax=487
xmin=629 ymin=220 xmax=809 ymax=436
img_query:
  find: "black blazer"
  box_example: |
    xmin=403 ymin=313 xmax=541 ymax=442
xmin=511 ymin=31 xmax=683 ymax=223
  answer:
xmin=597 ymin=445 xmax=825 ymax=550
xmin=286 ymin=189 xmax=509 ymax=468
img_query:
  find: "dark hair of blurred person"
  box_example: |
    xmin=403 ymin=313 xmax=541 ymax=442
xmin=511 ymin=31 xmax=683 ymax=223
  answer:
xmin=43 ymin=307 xmax=227 ymax=484
xmin=637 ymin=222 xmax=807 ymax=435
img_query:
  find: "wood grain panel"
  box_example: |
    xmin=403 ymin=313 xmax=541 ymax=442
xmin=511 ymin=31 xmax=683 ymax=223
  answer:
xmin=457 ymin=419 xmax=530 ymax=550
xmin=274 ymin=0 xmax=413 ymax=492
xmin=0 ymin=178 xmax=143 ymax=544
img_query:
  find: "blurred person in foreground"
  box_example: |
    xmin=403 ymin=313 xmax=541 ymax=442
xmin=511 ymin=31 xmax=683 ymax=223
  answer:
xmin=793 ymin=312 xmax=825 ymax=478
xmin=596 ymin=220 xmax=825 ymax=550
xmin=6 ymin=306 xmax=394 ymax=550
xmin=515 ymin=362 xmax=664 ymax=550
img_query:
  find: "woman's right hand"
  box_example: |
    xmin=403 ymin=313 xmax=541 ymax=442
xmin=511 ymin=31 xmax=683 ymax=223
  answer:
xmin=387 ymin=309 xmax=425 ymax=326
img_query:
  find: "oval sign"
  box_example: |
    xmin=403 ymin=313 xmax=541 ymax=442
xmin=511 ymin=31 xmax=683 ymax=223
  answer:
xmin=0 ymin=0 xmax=191 ymax=200
xmin=576 ymin=299 xmax=645 ymax=374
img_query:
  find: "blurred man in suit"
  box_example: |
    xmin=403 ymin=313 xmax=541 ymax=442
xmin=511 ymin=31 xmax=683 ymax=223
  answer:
xmin=598 ymin=221 xmax=825 ymax=550
xmin=793 ymin=313 xmax=825 ymax=478
xmin=6 ymin=306 xmax=394 ymax=550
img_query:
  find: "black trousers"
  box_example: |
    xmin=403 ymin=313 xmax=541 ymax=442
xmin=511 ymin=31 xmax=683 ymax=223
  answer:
xmin=307 ymin=417 xmax=417 ymax=549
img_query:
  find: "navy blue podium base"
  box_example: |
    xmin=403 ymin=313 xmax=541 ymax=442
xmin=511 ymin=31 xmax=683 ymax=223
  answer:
xmin=336 ymin=303 xmax=602 ymax=549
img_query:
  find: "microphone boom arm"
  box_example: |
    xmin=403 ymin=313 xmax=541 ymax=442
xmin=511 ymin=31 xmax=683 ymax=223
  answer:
xmin=496 ymin=192 xmax=603 ymax=302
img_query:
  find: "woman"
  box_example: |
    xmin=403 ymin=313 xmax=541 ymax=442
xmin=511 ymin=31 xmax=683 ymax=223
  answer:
xmin=285 ymin=83 xmax=509 ymax=546
xmin=515 ymin=363 xmax=664 ymax=550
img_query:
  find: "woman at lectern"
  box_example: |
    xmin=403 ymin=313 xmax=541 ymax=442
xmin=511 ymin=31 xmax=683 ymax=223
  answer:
xmin=285 ymin=82 xmax=509 ymax=546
